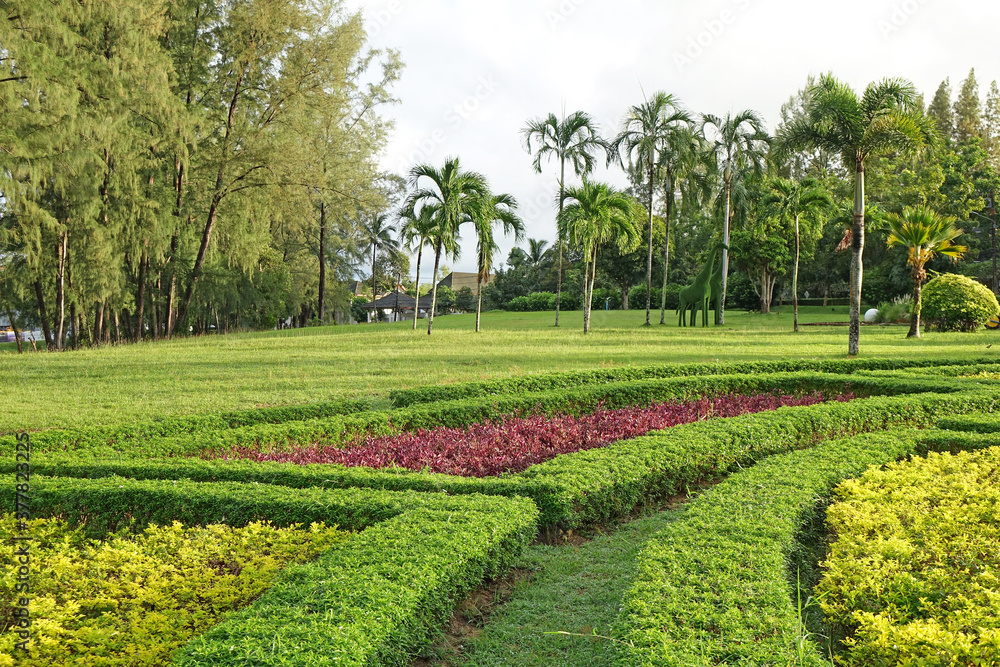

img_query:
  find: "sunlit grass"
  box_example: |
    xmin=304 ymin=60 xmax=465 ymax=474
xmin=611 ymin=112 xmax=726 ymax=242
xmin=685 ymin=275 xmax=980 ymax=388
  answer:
xmin=1 ymin=306 xmax=997 ymax=433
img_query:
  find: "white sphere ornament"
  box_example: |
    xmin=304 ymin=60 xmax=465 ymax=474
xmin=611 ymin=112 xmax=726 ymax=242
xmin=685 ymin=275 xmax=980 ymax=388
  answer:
xmin=864 ymin=308 xmax=879 ymax=323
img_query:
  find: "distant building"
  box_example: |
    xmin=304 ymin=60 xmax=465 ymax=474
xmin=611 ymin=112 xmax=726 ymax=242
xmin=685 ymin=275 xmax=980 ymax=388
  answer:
xmin=436 ymin=272 xmax=490 ymax=292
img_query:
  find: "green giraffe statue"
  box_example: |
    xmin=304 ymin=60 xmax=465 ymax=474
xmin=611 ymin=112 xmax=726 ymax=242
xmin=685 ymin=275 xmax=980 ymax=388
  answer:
xmin=677 ymin=243 xmax=727 ymax=327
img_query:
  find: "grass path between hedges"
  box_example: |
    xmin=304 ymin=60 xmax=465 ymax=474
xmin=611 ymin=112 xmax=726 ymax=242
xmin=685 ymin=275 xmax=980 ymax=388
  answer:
xmin=437 ymin=507 xmax=685 ymax=667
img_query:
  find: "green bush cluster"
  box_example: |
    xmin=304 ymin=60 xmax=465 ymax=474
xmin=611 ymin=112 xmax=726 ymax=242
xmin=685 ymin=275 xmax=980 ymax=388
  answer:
xmin=922 ymin=273 xmax=1000 ymax=332
xmin=0 ymin=476 xmax=538 ymax=666
xmin=614 ymin=426 xmax=1000 ymax=667
xmin=0 ymin=517 xmax=346 ymax=667
xmin=505 ymin=292 xmax=557 ymax=311
xmin=818 ymin=446 xmax=1000 ymax=666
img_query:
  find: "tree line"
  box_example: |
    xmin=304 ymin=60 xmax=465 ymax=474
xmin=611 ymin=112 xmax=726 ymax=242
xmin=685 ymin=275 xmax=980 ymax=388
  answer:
xmin=0 ymin=0 xmax=400 ymax=349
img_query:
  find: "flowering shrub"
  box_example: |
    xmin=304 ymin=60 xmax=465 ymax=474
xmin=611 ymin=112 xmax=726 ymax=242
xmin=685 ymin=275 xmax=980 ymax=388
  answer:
xmin=217 ymin=392 xmax=850 ymax=477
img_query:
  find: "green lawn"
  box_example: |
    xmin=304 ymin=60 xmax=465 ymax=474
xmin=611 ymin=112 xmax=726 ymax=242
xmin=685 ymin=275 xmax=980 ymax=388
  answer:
xmin=1 ymin=306 xmax=996 ymax=434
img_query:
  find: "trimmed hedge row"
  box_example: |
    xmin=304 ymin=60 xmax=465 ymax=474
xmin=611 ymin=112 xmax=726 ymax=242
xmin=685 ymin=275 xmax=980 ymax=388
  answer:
xmin=18 ymin=391 xmax=999 ymax=529
xmin=614 ymin=426 xmax=1000 ymax=667
xmin=0 ymin=476 xmax=538 ymax=666
xmin=937 ymin=413 xmax=1000 ymax=433
xmin=3 ymin=371 xmax=947 ymax=459
xmin=0 ymin=397 xmax=381 ymax=453
xmin=387 ymin=357 xmax=998 ymax=407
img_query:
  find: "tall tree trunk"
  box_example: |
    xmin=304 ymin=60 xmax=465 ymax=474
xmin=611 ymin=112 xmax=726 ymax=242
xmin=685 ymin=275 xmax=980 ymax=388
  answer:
xmin=645 ymin=164 xmax=655 ymax=326
xmin=70 ymin=304 xmax=78 ymax=350
xmin=849 ymin=163 xmax=865 ymax=356
xmin=584 ymin=247 xmax=598 ymax=334
xmin=318 ymin=201 xmax=327 ymax=322
xmin=55 ymin=231 xmax=67 ymax=350
xmin=720 ymin=176 xmax=731 ymax=326
xmin=555 ymin=158 xmax=565 ymax=327
xmin=33 ymin=279 xmax=53 ymax=349
xmin=908 ymin=275 xmax=923 ymax=339
xmin=165 ymin=229 xmax=179 ymax=339
xmin=412 ymin=245 xmax=423 ymax=330
xmin=4 ymin=305 xmax=23 ymax=353
xmin=476 ymin=276 xmax=482 ymax=332
xmin=177 ymin=67 xmax=246 ymax=332
xmin=94 ymin=302 xmax=104 ymax=346
xmin=371 ymin=241 xmax=378 ymax=318
xmin=136 ymin=250 xmax=148 ymax=342
xmin=660 ymin=177 xmax=674 ymax=325
xmin=113 ymin=310 xmax=121 ymax=344
xmin=793 ymin=214 xmax=800 ymax=333
xmin=581 ymin=253 xmax=591 ymax=333
xmin=427 ymin=240 xmax=443 ymax=336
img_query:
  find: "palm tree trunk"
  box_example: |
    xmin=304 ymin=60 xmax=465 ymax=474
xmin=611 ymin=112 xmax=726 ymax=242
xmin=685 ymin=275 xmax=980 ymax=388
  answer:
xmin=428 ymin=240 xmax=443 ymax=336
xmin=645 ymin=165 xmax=655 ymax=326
xmin=793 ymin=214 xmax=800 ymax=333
xmin=555 ymin=159 xmax=566 ymax=327
xmin=55 ymin=231 xmax=67 ymax=350
xmin=476 ymin=277 xmax=483 ymax=332
xmin=849 ymin=163 xmax=866 ymax=356
xmin=412 ymin=245 xmax=422 ymax=330
xmin=909 ymin=277 xmax=923 ymax=339
xmin=660 ymin=180 xmax=673 ymax=325
xmin=720 ymin=178 xmax=731 ymax=326
xmin=584 ymin=247 xmax=597 ymax=334
xmin=371 ymin=242 xmax=378 ymax=319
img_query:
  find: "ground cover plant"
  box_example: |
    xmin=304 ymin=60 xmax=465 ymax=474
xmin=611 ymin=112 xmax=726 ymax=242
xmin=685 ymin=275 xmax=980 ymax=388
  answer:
xmin=214 ymin=392 xmax=850 ymax=476
xmin=614 ymin=426 xmax=1000 ymax=667
xmin=0 ymin=516 xmax=347 ymax=667
xmin=0 ymin=475 xmax=538 ymax=666
xmin=819 ymin=446 xmax=1000 ymax=665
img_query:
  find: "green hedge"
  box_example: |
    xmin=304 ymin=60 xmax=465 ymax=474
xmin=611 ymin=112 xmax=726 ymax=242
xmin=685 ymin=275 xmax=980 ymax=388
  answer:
xmin=4 ymin=371 xmax=950 ymax=459
xmin=18 ymin=391 xmax=998 ymax=529
xmin=387 ymin=357 xmax=997 ymax=407
xmin=0 ymin=476 xmax=538 ymax=666
xmin=614 ymin=426 xmax=1000 ymax=667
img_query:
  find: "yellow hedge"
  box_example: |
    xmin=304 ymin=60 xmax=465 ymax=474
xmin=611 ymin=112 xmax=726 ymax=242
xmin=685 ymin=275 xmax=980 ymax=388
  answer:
xmin=0 ymin=517 xmax=347 ymax=666
xmin=819 ymin=446 xmax=1000 ymax=666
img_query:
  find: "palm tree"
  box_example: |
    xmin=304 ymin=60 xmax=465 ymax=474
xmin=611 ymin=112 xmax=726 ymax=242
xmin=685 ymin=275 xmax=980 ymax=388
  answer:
xmin=886 ymin=206 xmax=966 ymax=338
xmin=472 ymin=193 xmax=525 ymax=331
xmin=527 ymin=238 xmax=549 ymax=266
xmin=399 ymin=205 xmax=438 ymax=330
xmin=701 ymin=110 xmax=770 ymax=325
xmin=558 ymin=181 xmax=642 ymax=333
xmin=610 ymin=92 xmax=692 ymax=326
xmin=522 ymin=111 xmax=606 ymax=326
xmin=655 ymin=124 xmax=709 ymax=324
xmin=778 ymin=74 xmax=934 ymax=355
xmin=361 ymin=213 xmax=399 ymax=320
xmin=763 ymin=177 xmax=834 ymax=332
xmin=403 ymin=157 xmax=489 ymax=336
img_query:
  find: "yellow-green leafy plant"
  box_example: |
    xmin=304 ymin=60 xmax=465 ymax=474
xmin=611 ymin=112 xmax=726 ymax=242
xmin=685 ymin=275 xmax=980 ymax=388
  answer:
xmin=818 ymin=447 xmax=1000 ymax=665
xmin=0 ymin=517 xmax=347 ymax=666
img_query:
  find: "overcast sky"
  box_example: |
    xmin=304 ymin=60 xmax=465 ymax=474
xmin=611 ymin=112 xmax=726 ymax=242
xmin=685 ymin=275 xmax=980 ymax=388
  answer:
xmin=345 ymin=0 xmax=1000 ymax=277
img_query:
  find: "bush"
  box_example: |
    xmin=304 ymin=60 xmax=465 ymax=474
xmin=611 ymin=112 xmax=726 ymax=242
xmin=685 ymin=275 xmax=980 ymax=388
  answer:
xmin=725 ymin=271 xmax=761 ymax=311
xmin=819 ymin=446 xmax=1000 ymax=666
xmin=0 ymin=517 xmax=346 ymax=667
xmin=506 ymin=292 xmax=556 ymax=312
xmin=591 ymin=287 xmax=621 ymax=311
xmin=922 ymin=273 xmax=1000 ymax=332
xmin=873 ymin=295 xmax=911 ymax=324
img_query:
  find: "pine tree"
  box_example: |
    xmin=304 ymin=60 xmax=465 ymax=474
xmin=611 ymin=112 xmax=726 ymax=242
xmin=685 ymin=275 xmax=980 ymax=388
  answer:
xmin=983 ymin=81 xmax=1000 ymax=170
xmin=954 ymin=68 xmax=982 ymax=144
xmin=927 ymin=78 xmax=954 ymax=140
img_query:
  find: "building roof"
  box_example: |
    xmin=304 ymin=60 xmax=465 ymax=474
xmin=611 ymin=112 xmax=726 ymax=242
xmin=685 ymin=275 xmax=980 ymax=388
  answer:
xmin=437 ymin=272 xmax=489 ymax=292
xmin=358 ymin=291 xmax=435 ymax=311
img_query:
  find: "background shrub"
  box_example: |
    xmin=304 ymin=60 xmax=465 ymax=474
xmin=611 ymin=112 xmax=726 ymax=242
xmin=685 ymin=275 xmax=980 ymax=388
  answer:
xmin=922 ymin=273 xmax=999 ymax=332
xmin=873 ymin=295 xmax=912 ymax=324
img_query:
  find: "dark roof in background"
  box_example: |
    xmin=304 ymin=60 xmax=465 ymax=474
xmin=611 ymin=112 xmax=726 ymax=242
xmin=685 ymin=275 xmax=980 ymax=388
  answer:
xmin=358 ymin=291 xmax=435 ymax=310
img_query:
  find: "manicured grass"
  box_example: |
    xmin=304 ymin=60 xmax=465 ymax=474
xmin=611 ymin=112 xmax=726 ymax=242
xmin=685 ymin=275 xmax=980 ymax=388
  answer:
xmin=452 ymin=509 xmax=684 ymax=667
xmin=1 ymin=307 xmax=997 ymax=434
